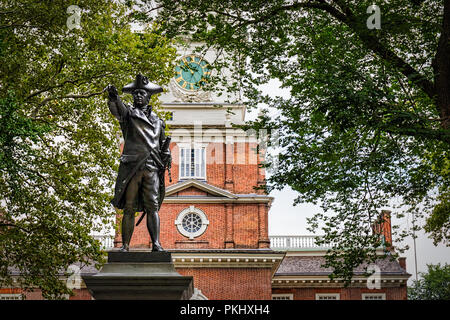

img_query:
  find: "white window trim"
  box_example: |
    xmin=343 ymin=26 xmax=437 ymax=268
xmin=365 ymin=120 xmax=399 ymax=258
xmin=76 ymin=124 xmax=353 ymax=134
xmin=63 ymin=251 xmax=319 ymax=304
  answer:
xmin=178 ymin=145 xmax=207 ymax=180
xmin=315 ymin=293 xmax=340 ymax=300
xmin=175 ymin=206 xmax=209 ymax=239
xmin=272 ymin=294 xmax=294 ymax=300
xmin=362 ymin=293 xmax=386 ymax=300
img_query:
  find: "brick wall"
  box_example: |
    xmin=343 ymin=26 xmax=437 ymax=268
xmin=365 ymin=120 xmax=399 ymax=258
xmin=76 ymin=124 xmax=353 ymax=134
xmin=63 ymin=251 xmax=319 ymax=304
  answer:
xmin=1 ymin=288 xmax=93 ymax=300
xmin=120 ymin=202 xmax=268 ymax=250
xmin=69 ymin=289 xmax=93 ymax=300
xmin=115 ymin=141 xmax=269 ymax=250
xmin=167 ymin=142 xmax=265 ymax=194
xmin=177 ymin=267 xmax=273 ymax=300
xmin=0 ymin=288 xmax=21 ymax=294
xmin=10 ymin=284 xmax=408 ymax=300
xmin=109 ymin=138 xmax=274 ymax=301
xmin=272 ymin=286 xmax=407 ymax=300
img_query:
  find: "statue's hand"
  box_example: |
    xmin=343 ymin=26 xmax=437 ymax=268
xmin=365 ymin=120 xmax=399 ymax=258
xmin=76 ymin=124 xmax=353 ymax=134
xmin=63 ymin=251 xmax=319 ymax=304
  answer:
xmin=106 ymin=84 xmax=118 ymax=100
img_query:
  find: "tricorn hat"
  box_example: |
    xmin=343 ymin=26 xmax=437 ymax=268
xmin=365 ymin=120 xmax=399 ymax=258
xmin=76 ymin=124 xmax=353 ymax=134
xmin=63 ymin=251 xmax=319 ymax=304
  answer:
xmin=122 ymin=74 xmax=163 ymax=95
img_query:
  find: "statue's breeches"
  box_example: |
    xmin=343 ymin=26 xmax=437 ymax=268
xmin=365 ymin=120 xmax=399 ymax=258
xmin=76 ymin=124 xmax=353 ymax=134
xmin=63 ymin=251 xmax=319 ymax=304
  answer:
xmin=123 ymin=169 xmax=160 ymax=215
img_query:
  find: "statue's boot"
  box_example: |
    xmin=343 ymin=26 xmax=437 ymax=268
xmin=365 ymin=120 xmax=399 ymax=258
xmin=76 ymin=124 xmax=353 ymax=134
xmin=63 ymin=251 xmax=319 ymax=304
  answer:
xmin=119 ymin=244 xmax=129 ymax=252
xmin=151 ymin=241 xmax=165 ymax=252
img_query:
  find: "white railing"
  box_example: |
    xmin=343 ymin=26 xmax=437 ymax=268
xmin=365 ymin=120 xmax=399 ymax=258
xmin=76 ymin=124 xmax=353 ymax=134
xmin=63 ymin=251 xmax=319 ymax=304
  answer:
xmin=92 ymin=234 xmax=332 ymax=250
xmin=92 ymin=235 xmax=115 ymax=249
xmin=269 ymin=235 xmax=333 ymax=250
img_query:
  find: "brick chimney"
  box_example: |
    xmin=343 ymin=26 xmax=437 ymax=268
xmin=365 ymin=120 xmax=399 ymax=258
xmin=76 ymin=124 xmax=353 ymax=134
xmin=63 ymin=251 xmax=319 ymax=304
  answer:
xmin=398 ymin=257 xmax=406 ymax=270
xmin=372 ymin=210 xmax=392 ymax=249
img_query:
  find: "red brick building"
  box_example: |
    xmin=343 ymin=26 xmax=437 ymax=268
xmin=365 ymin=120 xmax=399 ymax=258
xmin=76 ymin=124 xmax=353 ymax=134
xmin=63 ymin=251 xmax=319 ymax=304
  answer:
xmin=271 ymin=249 xmax=409 ymax=300
xmin=110 ymin=53 xmax=286 ymax=298
xmin=110 ymin=49 xmax=409 ymax=300
xmin=1 ymin=49 xmax=410 ymax=300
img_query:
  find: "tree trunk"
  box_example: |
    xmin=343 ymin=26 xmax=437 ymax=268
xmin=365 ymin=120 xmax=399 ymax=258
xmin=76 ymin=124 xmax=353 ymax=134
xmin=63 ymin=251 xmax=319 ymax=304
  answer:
xmin=433 ymin=0 xmax=450 ymax=130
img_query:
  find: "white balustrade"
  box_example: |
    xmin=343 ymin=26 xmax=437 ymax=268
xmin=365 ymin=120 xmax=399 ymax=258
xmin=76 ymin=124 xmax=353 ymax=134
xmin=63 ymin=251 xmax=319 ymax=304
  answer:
xmin=92 ymin=235 xmax=115 ymax=249
xmin=92 ymin=234 xmax=332 ymax=250
xmin=269 ymin=236 xmax=332 ymax=250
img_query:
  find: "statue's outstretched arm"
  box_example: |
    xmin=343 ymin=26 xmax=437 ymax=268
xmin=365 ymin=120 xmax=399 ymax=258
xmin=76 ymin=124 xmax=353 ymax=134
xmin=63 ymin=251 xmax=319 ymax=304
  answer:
xmin=106 ymin=85 xmax=128 ymax=121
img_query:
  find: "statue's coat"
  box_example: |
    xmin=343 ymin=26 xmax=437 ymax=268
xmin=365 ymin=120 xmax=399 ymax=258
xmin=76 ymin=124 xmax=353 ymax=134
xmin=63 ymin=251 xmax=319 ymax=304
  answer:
xmin=109 ymin=101 xmax=169 ymax=212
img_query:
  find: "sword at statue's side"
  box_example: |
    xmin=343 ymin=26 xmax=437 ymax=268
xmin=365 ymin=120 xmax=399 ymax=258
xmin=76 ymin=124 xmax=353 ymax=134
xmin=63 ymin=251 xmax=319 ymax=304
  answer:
xmin=162 ymin=136 xmax=172 ymax=183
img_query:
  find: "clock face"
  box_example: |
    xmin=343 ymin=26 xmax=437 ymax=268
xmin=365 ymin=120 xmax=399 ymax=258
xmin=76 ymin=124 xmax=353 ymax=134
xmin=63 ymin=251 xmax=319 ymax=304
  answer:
xmin=174 ymin=55 xmax=211 ymax=91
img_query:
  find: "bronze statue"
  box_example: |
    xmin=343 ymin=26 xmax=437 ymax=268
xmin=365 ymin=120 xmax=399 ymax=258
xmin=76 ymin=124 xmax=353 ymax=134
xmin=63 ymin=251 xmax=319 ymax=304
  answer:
xmin=106 ymin=74 xmax=171 ymax=252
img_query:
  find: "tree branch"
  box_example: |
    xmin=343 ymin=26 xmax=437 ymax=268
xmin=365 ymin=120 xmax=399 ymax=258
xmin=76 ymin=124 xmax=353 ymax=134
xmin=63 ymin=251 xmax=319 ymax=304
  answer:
xmin=39 ymin=90 xmax=106 ymax=106
xmin=0 ymin=24 xmax=42 ymax=30
xmin=240 ymin=1 xmax=347 ymax=26
xmin=380 ymin=124 xmax=450 ymax=143
xmin=331 ymin=0 xmax=435 ymax=99
xmin=26 ymin=73 xmax=113 ymax=101
xmin=214 ymin=1 xmax=436 ymax=101
xmin=432 ymin=0 xmax=450 ymax=129
xmin=0 ymin=223 xmax=30 ymax=233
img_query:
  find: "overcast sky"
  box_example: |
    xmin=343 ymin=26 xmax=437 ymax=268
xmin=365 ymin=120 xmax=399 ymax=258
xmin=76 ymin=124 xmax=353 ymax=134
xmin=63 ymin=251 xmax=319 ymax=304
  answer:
xmin=246 ymin=80 xmax=450 ymax=283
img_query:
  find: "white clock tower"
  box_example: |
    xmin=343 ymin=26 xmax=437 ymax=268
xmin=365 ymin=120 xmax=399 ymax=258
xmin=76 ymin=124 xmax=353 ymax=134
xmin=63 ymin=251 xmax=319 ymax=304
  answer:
xmin=159 ymin=43 xmax=245 ymax=127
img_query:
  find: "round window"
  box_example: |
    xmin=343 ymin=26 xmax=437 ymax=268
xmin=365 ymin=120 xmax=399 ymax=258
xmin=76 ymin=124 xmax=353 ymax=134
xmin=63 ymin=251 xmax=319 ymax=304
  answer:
xmin=182 ymin=212 xmax=202 ymax=233
xmin=175 ymin=206 xmax=209 ymax=239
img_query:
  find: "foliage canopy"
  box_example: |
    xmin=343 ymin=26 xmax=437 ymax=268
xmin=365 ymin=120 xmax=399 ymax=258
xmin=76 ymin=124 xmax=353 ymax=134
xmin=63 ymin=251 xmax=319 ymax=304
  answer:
xmin=408 ymin=263 xmax=450 ymax=300
xmin=0 ymin=0 xmax=176 ymax=298
xmin=149 ymin=0 xmax=450 ymax=281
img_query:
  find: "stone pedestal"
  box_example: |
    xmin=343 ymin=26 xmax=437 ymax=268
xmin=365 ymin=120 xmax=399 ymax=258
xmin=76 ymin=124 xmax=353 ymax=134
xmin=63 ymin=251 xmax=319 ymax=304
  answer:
xmin=82 ymin=251 xmax=193 ymax=300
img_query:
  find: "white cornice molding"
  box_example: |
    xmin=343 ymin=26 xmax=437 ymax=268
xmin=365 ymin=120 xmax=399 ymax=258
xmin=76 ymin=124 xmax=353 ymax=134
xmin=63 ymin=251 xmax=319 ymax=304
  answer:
xmin=168 ymin=128 xmax=255 ymax=137
xmin=163 ymin=196 xmax=273 ymax=204
xmin=171 ymin=251 xmax=285 ymax=276
xmin=282 ymin=250 xmax=329 ymax=256
xmin=165 ymin=179 xmax=237 ymax=198
xmin=162 ymin=102 xmax=245 ymax=108
xmin=271 ymin=275 xmax=410 ymax=288
xmin=280 ymin=248 xmax=389 ymax=256
xmin=164 ymin=180 xmax=273 ymax=204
